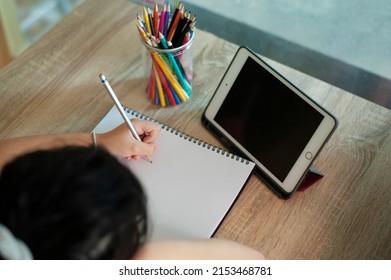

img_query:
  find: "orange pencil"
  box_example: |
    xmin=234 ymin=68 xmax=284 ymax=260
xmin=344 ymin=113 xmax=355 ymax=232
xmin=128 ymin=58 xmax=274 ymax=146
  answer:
xmin=167 ymin=2 xmax=182 ymax=41
xmin=171 ymin=7 xmax=187 ymax=46
xmin=153 ymin=3 xmax=159 ymax=37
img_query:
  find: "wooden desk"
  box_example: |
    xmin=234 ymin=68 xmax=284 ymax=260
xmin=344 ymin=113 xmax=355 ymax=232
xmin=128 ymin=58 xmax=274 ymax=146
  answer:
xmin=0 ymin=0 xmax=390 ymax=260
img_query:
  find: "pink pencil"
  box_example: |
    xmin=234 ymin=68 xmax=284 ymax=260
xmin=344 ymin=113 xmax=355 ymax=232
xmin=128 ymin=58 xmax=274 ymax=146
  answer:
xmin=158 ymin=3 xmax=166 ymax=34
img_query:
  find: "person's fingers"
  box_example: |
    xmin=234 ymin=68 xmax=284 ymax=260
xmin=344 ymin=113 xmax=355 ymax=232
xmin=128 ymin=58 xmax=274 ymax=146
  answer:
xmin=130 ymin=142 xmax=157 ymax=159
xmin=97 ymin=120 xmax=159 ymax=158
xmin=132 ymin=119 xmax=161 ymax=142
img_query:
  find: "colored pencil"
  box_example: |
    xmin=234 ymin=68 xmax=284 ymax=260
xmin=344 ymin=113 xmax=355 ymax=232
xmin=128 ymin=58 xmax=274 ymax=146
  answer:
xmin=168 ymin=81 xmax=181 ymax=104
xmin=158 ymin=3 xmax=166 ymax=34
xmin=152 ymin=63 xmax=166 ymax=106
xmin=167 ymin=40 xmax=191 ymax=84
xmin=153 ymin=59 xmax=176 ymax=105
xmin=137 ymin=15 xmax=148 ymax=32
xmin=143 ymin=7 xmax=152 ymax=35
xmin=137 ymin=2 xmax=195 ymax=105
xmin=174 ymin=18 xmax=194 ymax=47
xmin=166 ymin=2 xmax=182 ymax=41
xmin=147 ymin=7 xmax=155 ymax=36
xmin=163 ymin=2 xmax=170 ymax=37
xmin=151 ymin=51 xmax=188 ymax=102
xmin=153 ymin=3 xmax=159 ymax=37
xmin=158 ymin=32 xmax=191 ymax=94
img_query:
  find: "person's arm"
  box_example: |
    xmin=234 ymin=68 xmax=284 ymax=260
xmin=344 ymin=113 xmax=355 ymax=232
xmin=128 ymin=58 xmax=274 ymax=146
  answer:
xmin=0 ymin=119 xmax=161 ymax=170
xmin=132 ymin=238 xmax=265 ymax=260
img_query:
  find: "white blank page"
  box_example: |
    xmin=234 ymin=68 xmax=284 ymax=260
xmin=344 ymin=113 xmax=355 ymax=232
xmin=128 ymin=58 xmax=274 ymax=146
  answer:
xmin=93 ymin=106 xmax=254 ymax=240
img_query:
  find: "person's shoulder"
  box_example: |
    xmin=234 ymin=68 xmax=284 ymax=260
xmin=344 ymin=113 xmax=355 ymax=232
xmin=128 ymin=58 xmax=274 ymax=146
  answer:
xmin=133 ymin=238 xmax=265 ymax=260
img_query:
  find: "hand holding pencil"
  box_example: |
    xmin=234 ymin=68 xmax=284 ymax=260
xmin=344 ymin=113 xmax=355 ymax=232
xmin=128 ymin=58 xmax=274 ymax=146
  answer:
xmin=98 ymin=74 xmax=160 ymax=162
xmin=96 ymin=120 xmax=160 ymax=161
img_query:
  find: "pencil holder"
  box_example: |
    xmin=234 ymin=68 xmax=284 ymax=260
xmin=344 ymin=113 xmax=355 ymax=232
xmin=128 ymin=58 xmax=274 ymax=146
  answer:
xmin=139 ymin=31 xmax=194 ymax=106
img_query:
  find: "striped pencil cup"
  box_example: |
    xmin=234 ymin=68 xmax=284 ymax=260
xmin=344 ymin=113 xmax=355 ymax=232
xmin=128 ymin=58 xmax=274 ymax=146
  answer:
xmin=139 ymin=31 xmax=194 ymax=106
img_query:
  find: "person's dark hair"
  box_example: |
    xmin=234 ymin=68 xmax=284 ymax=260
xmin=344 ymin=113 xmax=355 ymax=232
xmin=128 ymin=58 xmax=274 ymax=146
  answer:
xmin=0 ymin=146 xmax=147 ymax=259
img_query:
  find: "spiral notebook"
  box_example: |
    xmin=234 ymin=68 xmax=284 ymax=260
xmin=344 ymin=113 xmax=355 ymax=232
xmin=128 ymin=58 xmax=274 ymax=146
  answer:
xmin=93 ymin=106 xmax=255 ymax=240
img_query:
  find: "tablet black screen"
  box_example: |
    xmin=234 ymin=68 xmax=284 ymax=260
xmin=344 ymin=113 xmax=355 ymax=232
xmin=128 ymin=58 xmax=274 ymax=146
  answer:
xmin=215 ymin=57 xmax=324 ymax=181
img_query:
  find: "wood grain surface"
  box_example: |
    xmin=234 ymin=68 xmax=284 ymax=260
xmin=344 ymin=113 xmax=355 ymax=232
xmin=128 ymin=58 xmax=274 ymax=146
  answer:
xmin=0 ymin=0 xmax=390 ymax=259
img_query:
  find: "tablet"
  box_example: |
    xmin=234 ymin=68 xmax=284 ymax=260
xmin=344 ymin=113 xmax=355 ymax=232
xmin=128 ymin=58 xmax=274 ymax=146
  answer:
xmin=202 ymin=46 xmax=337 ymax=198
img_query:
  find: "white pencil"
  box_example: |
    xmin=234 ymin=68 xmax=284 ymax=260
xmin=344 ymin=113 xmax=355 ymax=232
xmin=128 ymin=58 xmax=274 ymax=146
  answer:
xmin=99 ymin=74 xmax=152 ymax=163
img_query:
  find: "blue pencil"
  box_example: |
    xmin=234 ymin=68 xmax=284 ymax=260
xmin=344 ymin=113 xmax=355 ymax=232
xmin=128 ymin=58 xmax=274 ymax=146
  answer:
xmin=164 ymin=2 xmax=171 ymax=37
xmin=168 ymin=81 xmax=181 ymax=104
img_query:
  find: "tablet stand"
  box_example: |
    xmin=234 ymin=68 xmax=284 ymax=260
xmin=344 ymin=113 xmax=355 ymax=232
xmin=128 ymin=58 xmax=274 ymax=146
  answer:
xmin=297 ymin=165 xmax=324 ymax=192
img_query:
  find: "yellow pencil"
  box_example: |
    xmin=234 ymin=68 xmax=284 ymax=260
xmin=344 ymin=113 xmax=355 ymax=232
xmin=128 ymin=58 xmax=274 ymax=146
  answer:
xmin=152 ymin=62 xmax=166 ymax=106
xmin=137 ymin=25 xmax=149 ymax=44
xmin=143 ymin=7 xmax=152 ymax=34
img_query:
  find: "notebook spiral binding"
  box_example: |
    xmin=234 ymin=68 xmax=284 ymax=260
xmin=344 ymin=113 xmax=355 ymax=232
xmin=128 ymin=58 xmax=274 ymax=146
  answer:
xmin=124 ymin=106 xmax=251 ymax=164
